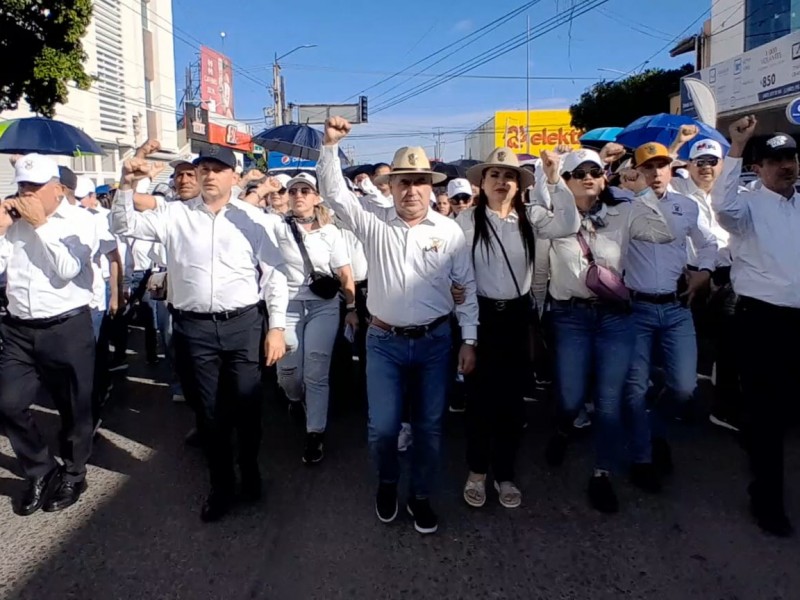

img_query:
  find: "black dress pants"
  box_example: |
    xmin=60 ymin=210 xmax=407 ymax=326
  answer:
xmin=172 ymin=306 xmax=264 ymax=491
xmin=736 ymin=296 xmax=800 ymax=514
xmin=465 ymin=297 xmax=529 ymax=482
xmin=0 ymin=309 xmax=95 ymax=483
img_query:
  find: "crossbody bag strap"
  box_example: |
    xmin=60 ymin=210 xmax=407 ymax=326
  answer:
xmin=287 ymin=217 xmax=315 ymax=276
xmin=485 ymin=217 xmax=523 ymax=298
xmin=576 ymin=230 xmax=596 ymax=265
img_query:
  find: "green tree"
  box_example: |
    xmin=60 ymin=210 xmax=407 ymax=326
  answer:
xmin=0 ymin=1 xmax=93 ymax=117
xmin=570 ymin=64 xmax=694 ymax=131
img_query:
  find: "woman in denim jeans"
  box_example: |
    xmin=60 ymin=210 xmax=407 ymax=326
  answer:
xmin=535 ymin=148 xmax=673 ymax=513
xmin=274 ymin=173 xmax=357 ymax=465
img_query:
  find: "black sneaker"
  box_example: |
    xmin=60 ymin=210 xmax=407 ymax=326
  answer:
xmin=302 ymin=432 xmax=324 ymax=465
xmin=630 ymin=463 xmax=662 ymax=493
xmin=288 ymin=401 xmax=306 ymax=427
xmin=406 ymin=497 xmax=438 ymax=534
xmin=375 ymin=483 xmax=398 ymax=523
xmin=588 ymin=474 xmax=619 ymax=513
xmin=544 ymin=432 xmax=569 ymax=467
xmin=652 ymin=437 xmax=673 ymax=476
xmin=748 ymin=483 xmax=794 ymax=537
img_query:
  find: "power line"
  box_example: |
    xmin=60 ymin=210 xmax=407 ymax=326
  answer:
xmin=372 ymin=0 xmax=608 ymax=115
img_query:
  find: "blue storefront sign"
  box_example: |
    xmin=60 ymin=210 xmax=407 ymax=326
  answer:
xmin=267 ymin=152 xmax=316 ymax=170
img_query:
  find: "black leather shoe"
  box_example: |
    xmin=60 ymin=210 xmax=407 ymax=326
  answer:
xmin=240 ymin=469 xmax=262 ymax=503
xmin=200 ymin=489 xmax=233 ymax=523
xmin=630 ymin=463 xmax=662 ymax=493
xmin=15 ymin=467 xmax=62 ymax=516
xmin=43 ymin=478 xmax=88 ymax=513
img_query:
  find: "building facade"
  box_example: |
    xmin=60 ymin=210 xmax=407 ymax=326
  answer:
xmin=0 ymin=0 xmax=178 ymax=197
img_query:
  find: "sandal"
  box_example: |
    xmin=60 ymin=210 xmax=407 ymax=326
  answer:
xmin=463 ymin=476 xmax=486 ymax=508
xmin=494 ymin=481 xmax=522 ymax=509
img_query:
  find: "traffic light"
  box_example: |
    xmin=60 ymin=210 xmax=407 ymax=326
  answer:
xmin=359 ymin=96 xmax=368 ymax=123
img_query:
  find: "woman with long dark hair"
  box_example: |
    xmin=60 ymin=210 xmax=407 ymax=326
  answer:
xmin=456 ymin=148 xmax=580 ymax=509
xmin=536 ymin=149 xmax=673 ymax=513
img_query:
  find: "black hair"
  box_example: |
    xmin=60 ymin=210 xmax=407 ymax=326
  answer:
xmin=471 ymin=181 xmax=537 ymax=272
xmin=597 ymin=184 xmax=624 ymax=206
xmin=372 ymin=163 xmax=390 ymax=175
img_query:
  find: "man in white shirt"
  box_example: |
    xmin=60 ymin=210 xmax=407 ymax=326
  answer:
xmin=112 ymin=145 xmax=290 ymax=523
xmin=317 ymin=117 xmax=479 ymax=535
xmin=624 ymin=142 xmax=719 ymax=489
xmin=713 ymin=117 xmax=800 ymax=537
xmin=0 ymin=154 xmax=97 ymax=516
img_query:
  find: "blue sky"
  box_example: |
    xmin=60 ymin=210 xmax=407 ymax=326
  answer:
xmin=171 ymin=0 xmax=711 ymax=162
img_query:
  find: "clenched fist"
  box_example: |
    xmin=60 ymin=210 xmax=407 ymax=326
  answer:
xmin=540 ymin=150 xmax=562 ymax=185
xmin=676 ymin=124 xmax=699 ymax=144
xmin=121 ymin=158 xmax=152 ymax=189
xmin=599 ymin=142 xmax=626 ymax=165
xmin=619 ymin=168 xmax=648 ymax=194
xmin=324 ymin=117 xmax=352 ymax=146
xmin=729 ymin=115 xmax=757 ymax=158
xmin=135 ymin=139 xmax=161 ymax=160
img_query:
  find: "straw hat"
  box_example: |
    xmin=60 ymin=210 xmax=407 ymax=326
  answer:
xmin=373 ymin=146 xmax=447 ymax=185
xmin=466 ymin=147 xmax=534 ymax=189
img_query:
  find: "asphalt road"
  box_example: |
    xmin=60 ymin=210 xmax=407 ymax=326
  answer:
xmin=0 ymin=334 xmax=798 ymax=600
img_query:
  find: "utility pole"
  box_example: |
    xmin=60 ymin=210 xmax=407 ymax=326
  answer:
xmin=273 ymin=55 xmax=283 ymax=127
xmin=526 ymin=14 xmax=531 ymax=155
xmin=434 ymin=128 xmax=444 ymax=161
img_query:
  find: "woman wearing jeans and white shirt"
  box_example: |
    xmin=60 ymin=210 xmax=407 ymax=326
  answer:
xmin=275 ymin=173 xmax=356 ymax=465
xmin=535 ymin=149 xmax=673 ymax=514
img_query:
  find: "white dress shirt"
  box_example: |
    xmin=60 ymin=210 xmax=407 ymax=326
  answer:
xmin=111 ymin=190 xmax=289 ymax=328
xmin=712 ymin=157 xmax=800 ymax=308
xmin=670 ymin=177 xmax=730 ymax=268
xmin=268 ymin=220 xmax=350 ymax=301
xmin=625 ymin=191 xmax=718 ymax=294
xmin=536 ymin=183 xmax=673 ymax=301
xmin=456 ymin=191 xmax=580 ymax=300
xmin=341 ymin=228 xmax=368 ymax=282
xmin=317 ymin=145 xmax=479 ymax=339
xmin=0 ymin=201 xmax=96 ymax=319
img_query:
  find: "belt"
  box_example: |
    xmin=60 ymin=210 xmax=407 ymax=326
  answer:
xmin=738 ymin=295 xmax=800 ymax=313
xmin=5 ymin=305 xmax=89 ymax=329
xmin=551 ymin=297 xmax=629 ymax=312
xmin=477 ymin=294 xmax=530 ymax=313
xmin=169 ymin=303 xmax=259 ymax=322
xmin=630 ymin=291 xmax=679 ymax=304
xmin=370 ymin=314 xmax=449 ymax=338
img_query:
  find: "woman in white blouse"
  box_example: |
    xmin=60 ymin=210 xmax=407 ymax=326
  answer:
xmin=456 ymin=148 xmax=580 ymax=509
xmin=274 ymin=173 xmax=357 ymax=465
xmin=535 ymin=149 xmax=673 ymax=514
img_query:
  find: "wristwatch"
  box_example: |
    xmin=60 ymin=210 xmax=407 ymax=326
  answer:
xmin=463 ymin=339 xmax=478 ymax=347
xmin=346 ymin=303 xmax=356 ymax=312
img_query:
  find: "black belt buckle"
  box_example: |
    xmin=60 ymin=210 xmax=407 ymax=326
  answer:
xmin=394 ymin=325 xmax=425 ymax=338
xmin=494 ymin=300 xmax=507 ymax=312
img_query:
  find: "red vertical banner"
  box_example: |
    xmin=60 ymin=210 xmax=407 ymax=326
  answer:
xmin=200 ymin=46 xmax=235 ymax=119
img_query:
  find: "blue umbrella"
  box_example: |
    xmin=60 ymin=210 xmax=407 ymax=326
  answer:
xmin=253 ymin=124 xmax=350 ymax=163
xmin=616 ymin=114 xmax=729 ymax=158
xmin=580 ymin=127 xmax=623 ymax=143
xmin=0 ymin=117 xmax=104 ymax=155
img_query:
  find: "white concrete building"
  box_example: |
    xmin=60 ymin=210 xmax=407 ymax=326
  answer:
xmin=0 ymin=0 xmax=178 ymax=197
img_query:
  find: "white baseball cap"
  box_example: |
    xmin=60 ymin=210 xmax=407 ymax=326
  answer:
xmin=13 ymin=153 xmax=60 ymax=185
xmin=274 ymin=173 xmax=292 ymax=190
xmin=561 ymin=149 xmax=604 ymax=174
xmin=688 ymin=139 xmax=724 ymax=160
xmin=75 ymin=175 xmax=96 ymax=199
xmin=169 ymin=154 xmax=195 ymax=169
xmin=286 ymin=172 xmax=317 ymax=191
xmin=447 ymin=178 xmax=472 ymax=198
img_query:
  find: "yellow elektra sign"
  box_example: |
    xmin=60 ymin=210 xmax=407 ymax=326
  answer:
xmin=494 ymin=110 xmax=583 ymax=155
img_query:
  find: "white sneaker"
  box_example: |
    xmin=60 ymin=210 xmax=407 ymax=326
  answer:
xmin=172 ymin=394 xmax=186 ymax=403
xmin=397 ymin=422 xmax=413 ymax=452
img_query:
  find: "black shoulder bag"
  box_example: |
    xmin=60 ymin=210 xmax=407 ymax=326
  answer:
xmin=287 ymin=217 xmax=341 ymax=300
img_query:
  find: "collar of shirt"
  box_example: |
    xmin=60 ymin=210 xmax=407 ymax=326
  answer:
xmin=486 ymin=207 xmax=519 ymax=222
xmin=386 ymin=207 xmax=437 ymax=228
xmin=758 ymin=184 xmax=798 ymax=205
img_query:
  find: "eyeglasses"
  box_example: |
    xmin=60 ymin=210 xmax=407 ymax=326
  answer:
xmin=450 ymin=194 xmax=472 ymax=204
xmin=288 ymin=187 xmax=314 ymax=197
xmin=563 ymin=167 xmax=604 ymax=181
xmin=693 ymin=158 xmax=719 ymax=168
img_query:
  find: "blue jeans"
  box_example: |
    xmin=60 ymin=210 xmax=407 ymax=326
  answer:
xmin=551 ymin=301 xmax=635 ymax=472
xmin=277 ymin=298 xmax=340 ymax=433
xmin=625 ymin=300 xmax=697 ymax=463
xmin=154 ymin=300 xmax=182 ymax=396
xmin=365 ymin=319 xmax=452 ymax=498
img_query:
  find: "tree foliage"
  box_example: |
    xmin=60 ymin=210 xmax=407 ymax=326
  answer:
xmin=570 ymin=64 xmax=694 ymax=131
xmin=0 ymin=0 xmax=93 ymax=117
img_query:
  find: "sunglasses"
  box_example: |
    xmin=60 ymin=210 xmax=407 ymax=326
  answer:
xmin=563 ymin=167 xmax=604 ymax=181
xmin=288 ymin=187 xmax=315 ymax=197
xmin=450 ymin=194 xmax=472 ymax=204
xmin=693 ymin=158 xmax=719 ymax=168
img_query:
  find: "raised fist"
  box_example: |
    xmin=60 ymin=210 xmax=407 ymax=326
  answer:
xmin=121 ymin=158 xmax=152 ymax=188
xmin=324 ymin=117 xmax=352 ymax=146
xmin=135 ymin=139 xmax=161 ymax=159
xmin=599 ymin=142 xmax=626 ymax=165
xmin=729 ymin=115 xmax=757 ymax=144
xmin=677 ymin=124 xmax=699 ymax=144
xmin=619 ymin=168 xmax=648 ymax=194
xmin=540 ymin=150 xmax=562 ymax=185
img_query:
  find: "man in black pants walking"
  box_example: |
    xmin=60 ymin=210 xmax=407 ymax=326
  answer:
xmin=112 ymin=145 xmax=289 ymax=522
xmin=0 ymin=154 xmax=97 ymax=516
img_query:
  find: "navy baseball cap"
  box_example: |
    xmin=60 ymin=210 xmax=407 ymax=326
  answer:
xmin=754 ymin=133 xmax=797 ymax=162
xmin=58 ymin=166 xmax=78 ymax=191
xmin=193 ymin=145 xmax=237 ymax=170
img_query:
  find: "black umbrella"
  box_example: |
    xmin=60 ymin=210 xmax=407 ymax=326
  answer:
xmin=343 ymin=164 xmax=373 ymax=180
xmin=0 ymin=117 xmax=104 ymax=155
xmin=432 ymin=159 xmax=480 ymax=182
xmin=253 ymin=124 xmax=350 ymax=163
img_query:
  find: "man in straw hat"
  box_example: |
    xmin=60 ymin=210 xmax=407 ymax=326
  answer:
xmin=317 ymin=116 xmax=479 ymax=535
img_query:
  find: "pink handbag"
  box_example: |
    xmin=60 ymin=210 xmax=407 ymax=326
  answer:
xmin=576 ymin=231 xmax=630 ymax=302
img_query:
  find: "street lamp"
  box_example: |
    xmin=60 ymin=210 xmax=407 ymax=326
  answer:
xmin=273 ymin=44 xmax=317 ymax=126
